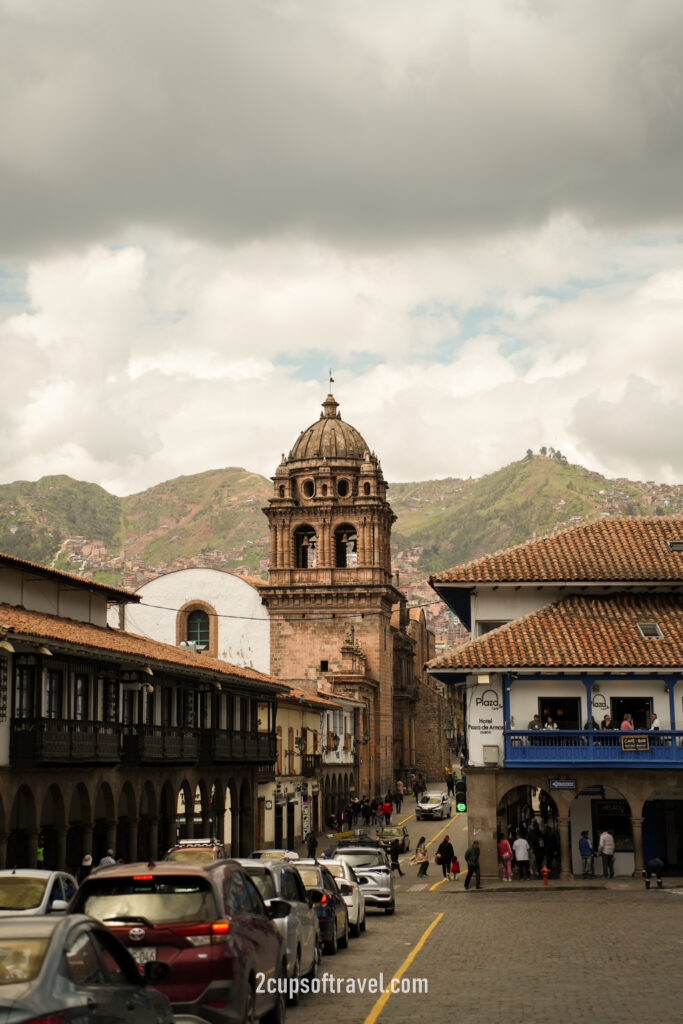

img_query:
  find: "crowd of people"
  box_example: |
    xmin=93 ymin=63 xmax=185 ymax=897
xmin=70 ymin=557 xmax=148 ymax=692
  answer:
xmin=527 ymin=710 xmax=661 ymax=731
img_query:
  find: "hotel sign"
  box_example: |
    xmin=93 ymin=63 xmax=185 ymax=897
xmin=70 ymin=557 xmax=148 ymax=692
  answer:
xmin=621 ymin=734 xmax=650 ymax=752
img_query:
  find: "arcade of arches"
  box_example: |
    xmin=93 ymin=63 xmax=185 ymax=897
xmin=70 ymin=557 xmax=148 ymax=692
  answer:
xmin=2 ymin=769 xmax=257 ymax=872
xmin=468 ymin=767 xmax=683 ymax=880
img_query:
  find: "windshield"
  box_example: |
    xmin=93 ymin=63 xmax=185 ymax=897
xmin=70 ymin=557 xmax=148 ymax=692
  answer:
xmin=420 ymin=795 xmax=442 ymax=805
xmin=379 ymin=828 xmax=401 ymax=837
xmin=165 ymin=849 xmax=216 ymax=863
xmin=324 ymin=863 xmax=345 ymax=879
xmin=0 ymin=877 xmax=48 ymax=910
xmin=0 ymin=938 xmax=48 ymax=984
xmin=79 ymin=875 xmax=217 ymax=926
xmin=247 ymin=871 xmax=277 ymax=901
xmin=336 ymin=852 xmax=384 ymax=869
xmin=296 ymin=867 xmax=323 ymax=889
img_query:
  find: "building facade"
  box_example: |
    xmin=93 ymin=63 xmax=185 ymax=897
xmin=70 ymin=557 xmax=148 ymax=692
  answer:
xmin=429 ymin=515 xmax=683 ymax=880
xmin=0 ymin=552 xmax=283 ymax=869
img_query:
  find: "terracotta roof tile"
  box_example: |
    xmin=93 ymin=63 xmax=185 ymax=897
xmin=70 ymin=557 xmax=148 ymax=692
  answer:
xmin=277 ymin=684 xmax=340 ymax=709
xmin=428 ymin=593 xmax=683 ymax=671
xmin=430 ymin=515 xmax=683 ymax=585
xmin=0 ymin=603 xmax=283 ymax=689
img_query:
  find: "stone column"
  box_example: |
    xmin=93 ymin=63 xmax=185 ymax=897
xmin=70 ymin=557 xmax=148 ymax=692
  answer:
xmin=465 ymin=769 xmax=499 ymax=881
xmin=632 ymin=816 xmax=644 ymax=875
xmin=0 ymin=833 xmax=8 ymax=870
xmin=27 ymin=830 xmax=39 ymax=869
xmin=148 ymin=817 xmax=159 ymax=861
xmin=82 ymin=824 xmax=93 ymax=860
xmin=106 ymin=820 xmax=117 ymax=856
xmin=201 ymin=813 xmax=211 ymax=839
xmin=557 ymin=814 xmax=572 ymax=880
xmin=185 ymin=803 xmax=195 ymax=839
xmin=230 ymin=805 xmax=240 ymax=857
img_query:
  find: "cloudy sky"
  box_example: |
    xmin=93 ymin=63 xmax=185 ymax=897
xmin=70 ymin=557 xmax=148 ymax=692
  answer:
xmin=2 ymin=0 xmax=683 ymax=495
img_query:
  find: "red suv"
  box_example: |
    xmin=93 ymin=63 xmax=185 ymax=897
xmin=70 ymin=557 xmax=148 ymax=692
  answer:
xmin=69 ymin=860 xmax=288 ymax=1024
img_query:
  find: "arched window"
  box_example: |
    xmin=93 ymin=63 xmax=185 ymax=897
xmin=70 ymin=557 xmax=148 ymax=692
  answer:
xmin=187 ymin=610 xmax=210 ymax=647
xmin=334 ymin=523 xmax=358 ymax=567
xmin=294 ymin=525 xmax=317 ymax=568
xmin=363 ymin=482 xmax=371 ymax=496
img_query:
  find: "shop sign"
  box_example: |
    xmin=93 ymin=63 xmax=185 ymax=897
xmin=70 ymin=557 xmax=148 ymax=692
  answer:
xmin=621 ymin=734 xmax=650 ymax=751
xmin=549 ymin=778 xmax=576 ymax=790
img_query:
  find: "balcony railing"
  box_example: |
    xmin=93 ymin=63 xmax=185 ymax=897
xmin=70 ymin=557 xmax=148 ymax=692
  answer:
xmin=122 ymin=725 xmax=199 ymax=764
xmin=302 ymin=753 xmax=322 ymax=776
xmin=11 ymin=718 xmax=121 ymax=765
xmin=504 ymin=729 xmax=683 ymax=767
xmin=200 ymin=731 xmax=277 ymax=764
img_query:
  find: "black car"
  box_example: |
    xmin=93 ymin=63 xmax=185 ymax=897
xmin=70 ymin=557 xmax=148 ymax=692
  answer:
xmin=295 ymin=861 xmax=349 ymax=956
xmin=0 ymin=914 xmax=173 ymax=1024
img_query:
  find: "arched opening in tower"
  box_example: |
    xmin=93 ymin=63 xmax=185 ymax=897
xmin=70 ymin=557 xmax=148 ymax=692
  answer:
xmin=335 ymin=524 xmax=358 ymax=567
xmin=294 ymin=525 xmax=317 ymax=568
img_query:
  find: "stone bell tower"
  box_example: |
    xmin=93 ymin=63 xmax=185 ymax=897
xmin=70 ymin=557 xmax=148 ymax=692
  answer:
xmin=261 ymin=393 xmax=401 ymax=794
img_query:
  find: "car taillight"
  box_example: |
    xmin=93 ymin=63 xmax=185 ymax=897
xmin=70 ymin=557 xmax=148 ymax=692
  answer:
xmin=172 ymin=920 xmax=230 ymax=946
xmin=315 ymin=893 xmax=327 ymax=905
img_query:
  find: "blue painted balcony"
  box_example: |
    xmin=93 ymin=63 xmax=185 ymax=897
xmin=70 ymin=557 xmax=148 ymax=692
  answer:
xmin=504 ymin=729 xmax=683 ymax=768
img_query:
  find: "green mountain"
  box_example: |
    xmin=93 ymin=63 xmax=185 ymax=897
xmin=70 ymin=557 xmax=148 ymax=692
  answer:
xmin=0 ymin=456 xmax=679 ymax=592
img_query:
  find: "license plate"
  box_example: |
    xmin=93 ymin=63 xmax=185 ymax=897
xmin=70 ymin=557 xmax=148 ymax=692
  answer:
xmin=130 ymin=946 xmax=157 ymax=965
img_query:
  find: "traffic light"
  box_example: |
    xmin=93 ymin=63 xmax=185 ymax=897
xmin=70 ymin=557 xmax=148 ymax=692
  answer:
xmin=455 ymin=780 xmax=467 ymax=813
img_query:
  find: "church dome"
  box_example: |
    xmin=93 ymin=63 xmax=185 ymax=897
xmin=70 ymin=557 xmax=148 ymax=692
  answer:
xmin=288 ymin=394 xmax=370 ymax=462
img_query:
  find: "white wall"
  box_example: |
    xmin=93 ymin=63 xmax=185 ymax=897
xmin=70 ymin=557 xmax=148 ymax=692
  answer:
xmin=472 ymin=586 xmax=563 ymax=635
xmin=113 ymin=568 xmax=270 ymax=673
xmin=0 ymin=567 xmax=109 ymax=625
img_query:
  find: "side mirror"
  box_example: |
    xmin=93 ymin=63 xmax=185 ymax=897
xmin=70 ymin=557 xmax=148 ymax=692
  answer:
xmin=339 ymin=883 xmax=353 ymax=896
xmin=50 ymin=899 xmax=69 ymax=912
xmin=307 ymin=888 xmax=324 ymax=906
xmin=267 ymin=898 xmax=292 ymax=919
xmin=144 ymin=961 xmax=171 ymax=985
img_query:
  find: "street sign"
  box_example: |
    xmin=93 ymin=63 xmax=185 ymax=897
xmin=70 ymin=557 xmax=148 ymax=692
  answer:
xmin=549 ymin=778 xmax=576 ymax=790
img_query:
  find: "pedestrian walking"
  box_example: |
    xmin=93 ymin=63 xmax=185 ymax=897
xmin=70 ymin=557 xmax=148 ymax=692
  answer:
xmin=390 ymin=838 xmax=405 ymax=876
xmin=497 ymin=833 xmax=513 ymax=881
xmin=436 ymin=835 xmax=455 ymax=880
xmin=579 ymin=830 xmax=595 ymax=877
xmin=512 ymin=832 xmax=531 ymax=879
xmin=598 ymin=829 xmax=615 ymax=878
xmin=464 ymin=840 xmax=481 ymax=889
xmin=410 ymin=836 xmax=429 ymax=877
xmin=76 ymin=854 xmax=92 ymax=884
xmin=306 ymin=831 xmax=318 ymax=859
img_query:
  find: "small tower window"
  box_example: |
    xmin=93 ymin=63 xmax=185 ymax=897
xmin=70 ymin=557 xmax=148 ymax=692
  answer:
xmin=279 ymin=485 xmax=285 ymax=497
xmin=302 ymin=480 xmax=315 ymax=498
xmin=337 ymin=479 xmax=349 ymax=497
xmin=187 ymin=610 xmax=210 ymax=647
xmin=363 ymin=482 xmax=371 ymax=496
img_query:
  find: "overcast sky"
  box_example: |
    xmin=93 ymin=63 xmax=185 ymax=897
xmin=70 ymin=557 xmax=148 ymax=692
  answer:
xmin=2 ymin=0 xmax=683 ymax=495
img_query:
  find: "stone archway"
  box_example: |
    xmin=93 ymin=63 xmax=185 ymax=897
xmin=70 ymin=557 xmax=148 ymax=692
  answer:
xmin=39 ymin=784 xmax=67 ymax=870
xmin=67 ymin=783 xmax=92 ymax=873
xmin=570 ymin=783 xmax=633 ymax=877
xmin=138 ymin=781 xmax=158 ymax=862
xmin=8 ymin=785 xmax=38 ymax=868
xmin=159 ymin=780 xmax=177 ymax=855
xmin=641 ymin=784 xmax=683 ymax=874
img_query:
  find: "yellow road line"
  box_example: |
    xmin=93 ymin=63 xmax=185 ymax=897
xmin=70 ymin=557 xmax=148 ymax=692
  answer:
xmin=428 ymin=876 xmax=448 ymax=892
xmin=362 ymin=913 xmax=444 ymax=1024
xmin=397 ymin=810 xmax=415 ymax=826
xmin=425 ymin=813 xmax=460 ymax=849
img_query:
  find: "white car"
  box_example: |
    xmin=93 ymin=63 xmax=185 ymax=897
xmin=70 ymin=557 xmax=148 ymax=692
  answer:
xmin=0 ymin=869 xmax=77 ymax=916
xmin=416 ymin=791 xmax=452 ymax=820
xmin=324 ymin=859 xmax=366 ymax=937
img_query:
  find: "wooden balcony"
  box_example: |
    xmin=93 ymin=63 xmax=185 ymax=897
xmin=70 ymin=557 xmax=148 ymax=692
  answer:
xmin=200 ymin=730 xmax=277 ymax=764
xmin=302 ymin=753 xmax=322 ymax=777
xmin=11 ymin=718 xmax=121 ymax=765
xmin=122 ymin=725 xmax=199 ymax=764
xmin=504 ymin=729 xmax=683 ymax=768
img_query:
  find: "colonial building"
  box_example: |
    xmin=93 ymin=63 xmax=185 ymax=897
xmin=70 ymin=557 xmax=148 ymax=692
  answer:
xmin=428 ymin=515 xmax=683 ymax=880
xmin=261 ymin=392 xmax=452 ymax=795
xmin=0 ymin=551 xmax=283 ymax=869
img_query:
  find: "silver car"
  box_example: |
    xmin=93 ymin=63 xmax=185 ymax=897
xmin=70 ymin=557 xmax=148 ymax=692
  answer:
xmin=324 ymin=859 xmax=366 ymax=936
xmin=332 ymin=845 xmax=395 ymax=915
xmin=416 ymin=790 xmax=452 ymax=820
xmin=0 ymin=869 xmax=77 ymax=916
xmin=239 ymin=858 xmax=320 ymax=1003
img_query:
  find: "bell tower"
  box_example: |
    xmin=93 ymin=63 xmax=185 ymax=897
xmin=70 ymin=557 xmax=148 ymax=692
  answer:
xmin=261 ymin=393 xmax=401 ymax=794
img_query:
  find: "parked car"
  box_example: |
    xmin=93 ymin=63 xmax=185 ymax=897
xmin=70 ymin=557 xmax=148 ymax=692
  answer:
xmin=68 ymin=860 xmax=289 ymax=1024
xmin=163 ymin=838 xmax=226 ymax=862
xmin=239 ymin=858 xmax=321 ymax=1002
xmin=376 ymin=825 xmax=410 ymax=854
xmin=416 ymin=790 xmax=452 ymax=820
xmin=0 ymin=914 xmax=173 ymax=1024
xmin=0 ymin=869 xmax=78 ymax=916
xmin=294 ymin=860 xmax=349 ymax=955
xmin=323 ymin=859 xmax=366 ymax=937
xmin=250 ymin=849 xmax=300 ymax=860
xmin=332 ymin=845 xmax=395 ymax=915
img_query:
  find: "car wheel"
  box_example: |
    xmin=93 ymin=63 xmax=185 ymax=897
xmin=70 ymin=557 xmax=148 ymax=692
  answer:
xmin=360 ymin=909 xmax=366 ymax=932
xmin=304 ymin=937 xmax=321 ymax=982
xmin=242 ymin=980 xmax=257 ymax=1024
xmin=287 ymin=952 xmax=300 ymax=1006
xmin=338 ymin=913 xmax=350 ymax=949
xmin=324 ymin=925 xmax=338 ymax=956
xmin=350 ymin=911 xmax=361 ymax=938
xmin=261 ymin=984 xmax=286 ymax=1024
